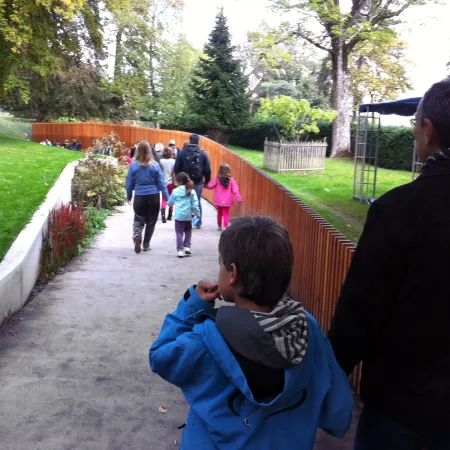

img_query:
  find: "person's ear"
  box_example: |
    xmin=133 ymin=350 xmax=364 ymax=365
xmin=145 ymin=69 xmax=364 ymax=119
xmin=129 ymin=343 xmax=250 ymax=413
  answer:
xmin=423 ymin=118 xmax=434 ymax=145
xmin=229 ymin=263 xmax=239 ymax=287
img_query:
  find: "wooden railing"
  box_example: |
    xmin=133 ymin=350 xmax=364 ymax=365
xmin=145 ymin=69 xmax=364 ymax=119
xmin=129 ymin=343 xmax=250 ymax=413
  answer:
xmin=32 ymin=122 xmax=360 ymax=390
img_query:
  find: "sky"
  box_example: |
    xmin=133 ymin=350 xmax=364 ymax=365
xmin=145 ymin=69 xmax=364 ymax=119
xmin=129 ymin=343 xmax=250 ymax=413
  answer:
xmin=182 ymin=0 xmax=450 ymax=124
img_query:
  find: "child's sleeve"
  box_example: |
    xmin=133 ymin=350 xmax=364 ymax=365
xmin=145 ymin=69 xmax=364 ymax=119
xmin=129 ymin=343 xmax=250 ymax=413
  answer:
xmin=204 ymin=177 xmax=217 ymax=190
xmin=167 ymin=192 xmax=175 ymax=207
xmin=191 ymin=191 xmax=200 ymax=217
xmin=150 ymin=287 xmax=215 ymax=387
xmin=318 ymin=336 xmax=354 ymax=438
xmin=231 ymin=178 xmax=243 ymax=203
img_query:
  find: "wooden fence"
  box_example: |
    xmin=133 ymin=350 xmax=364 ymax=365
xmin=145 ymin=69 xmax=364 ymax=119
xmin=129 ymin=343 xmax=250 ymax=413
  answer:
xmin=32 ymin=122 xmax=360 ymax=391
xmin=264 ymin=139 xmax=327 ymax=173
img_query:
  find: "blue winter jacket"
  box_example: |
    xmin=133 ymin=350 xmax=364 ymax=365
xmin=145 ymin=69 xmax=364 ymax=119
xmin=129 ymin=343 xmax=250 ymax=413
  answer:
xmin=167 ymin=186 xmax=200 ymax=221
xmin=150 ymin=287 xmax=354 ymax=450
xmin=126 ymin=161 xmax=169 ymax=201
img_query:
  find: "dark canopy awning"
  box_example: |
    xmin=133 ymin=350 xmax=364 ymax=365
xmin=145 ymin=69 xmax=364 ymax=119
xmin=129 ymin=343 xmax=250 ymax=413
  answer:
xmin=359 ymin=97 xmax=422 ymax=116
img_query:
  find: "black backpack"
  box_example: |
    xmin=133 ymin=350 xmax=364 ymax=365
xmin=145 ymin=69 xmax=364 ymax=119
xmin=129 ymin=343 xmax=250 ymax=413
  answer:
xmin=184 ymin=149 xmax=202 ymax=183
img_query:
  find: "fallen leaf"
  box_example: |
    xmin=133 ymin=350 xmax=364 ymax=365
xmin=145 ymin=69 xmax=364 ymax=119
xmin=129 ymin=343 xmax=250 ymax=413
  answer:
xmin=159 ymin=405 xmax=168 ymax=414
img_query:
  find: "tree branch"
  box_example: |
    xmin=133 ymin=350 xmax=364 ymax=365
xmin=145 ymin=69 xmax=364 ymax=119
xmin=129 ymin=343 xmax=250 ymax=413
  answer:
xmin=292 ymin=28 xmax=333 ymax=54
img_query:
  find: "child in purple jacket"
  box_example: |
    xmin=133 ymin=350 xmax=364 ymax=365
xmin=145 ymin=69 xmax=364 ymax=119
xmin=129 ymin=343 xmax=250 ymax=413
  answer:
xmin=205 ymin=164 xmax=243 ymax=230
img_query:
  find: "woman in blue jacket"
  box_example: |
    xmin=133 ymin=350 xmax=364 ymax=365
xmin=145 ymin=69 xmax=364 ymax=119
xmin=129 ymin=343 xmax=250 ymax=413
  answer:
xmin=126 ymin=141 xmax=169 ymax=253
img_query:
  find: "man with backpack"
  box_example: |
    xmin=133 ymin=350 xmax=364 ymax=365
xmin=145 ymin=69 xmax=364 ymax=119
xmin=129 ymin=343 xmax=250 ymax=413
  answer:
xmin=174 ymin=134 xmax=212 ymax=228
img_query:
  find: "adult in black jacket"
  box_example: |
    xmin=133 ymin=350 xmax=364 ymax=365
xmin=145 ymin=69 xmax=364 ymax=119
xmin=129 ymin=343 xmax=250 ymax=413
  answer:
xmin=174 ymin=134 xmax=211 ymax=228
xmin=329 ymin=79 xmax=450 ymax=449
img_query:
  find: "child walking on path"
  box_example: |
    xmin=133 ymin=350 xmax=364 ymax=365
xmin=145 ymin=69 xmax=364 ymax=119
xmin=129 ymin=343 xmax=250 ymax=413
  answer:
xmin=205 ymin=163 xmax=243 ymax=230
xmin=150 ymin=216 xmax=353 ymax=449
xmin=167 ymin=173 xmax=200 ymax=258
xmin=159 ymin=147 xmax=176 ymax=223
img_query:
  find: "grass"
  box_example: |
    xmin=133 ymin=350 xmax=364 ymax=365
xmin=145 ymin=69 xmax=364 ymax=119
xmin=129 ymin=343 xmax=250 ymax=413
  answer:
xmin=0 ymin=113 xmax=33 ymax=138
xmin=228 ymin=145 xmax=412 ymax=243
xmin=0 ymin=134 xmax=82 ymax=261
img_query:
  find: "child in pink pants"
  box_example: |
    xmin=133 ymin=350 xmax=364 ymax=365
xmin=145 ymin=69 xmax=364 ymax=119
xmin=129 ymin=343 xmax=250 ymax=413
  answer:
xmin=205 ymin=164 xmax=243 ymax=230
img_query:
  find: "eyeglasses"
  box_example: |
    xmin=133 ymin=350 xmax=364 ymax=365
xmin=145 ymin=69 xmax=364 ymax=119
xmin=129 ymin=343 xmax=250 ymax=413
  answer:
xmin=410 ymin=118 xmax=417 ymax=126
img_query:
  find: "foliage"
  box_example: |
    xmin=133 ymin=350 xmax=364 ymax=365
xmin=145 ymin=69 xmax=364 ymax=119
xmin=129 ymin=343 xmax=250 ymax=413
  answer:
xmin=229 ymin=117 xmax=282 ymax=150
xmin=53 ymin=117 xmax=82 ymax=123
xmin=190 ymin=9 xmax=249 ymax=132
xmin=82 ymin=205 xmax=110 ymax=244
xmin=108 ymin=0 xmax=185 ymax=121
xmin=86 ymin=132 xmax=127 ymax=157
xmin=72 ymin=155 xmax=127 ymax=209
xmin=256 ymin=96 xmax=336 ymax=139
xmin=39 ymin=203 xmax=87 ymax=281
xmin=229 ymin=145 xmax=412 ymax=243
xmin=349 ymin=30 xmax=412 ymax=111
xmin=238 ymin=24 xmax=332 ymax=109
xmin=271 ymin=0 xmax=428 ymax=156
xmin=0 ymin=0 xmax=123 ymax=103
xmin=0 ymin=134 xmax=81 ymax=261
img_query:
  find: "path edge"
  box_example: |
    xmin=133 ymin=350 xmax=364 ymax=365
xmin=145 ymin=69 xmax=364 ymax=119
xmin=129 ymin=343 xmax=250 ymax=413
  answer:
xmin=0 ymin=161 xmax=78 ymax=324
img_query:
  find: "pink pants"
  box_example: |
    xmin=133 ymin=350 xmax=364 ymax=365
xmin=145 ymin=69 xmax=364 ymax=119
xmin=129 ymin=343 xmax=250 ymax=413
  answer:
xmin=161 ymin=184 xmax=175 ymax=210
xmin=217 ymin=206 xmax=230 ymax=228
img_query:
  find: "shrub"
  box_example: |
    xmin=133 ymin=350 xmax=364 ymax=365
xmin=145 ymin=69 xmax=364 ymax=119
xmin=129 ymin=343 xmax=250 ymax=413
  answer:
xmin=86 ymin=132 xmax=128 ymax=157
xmin=39 ymin=203 xmax=87 ymax=281
xmin=229 ymin=118 xmax=282 ymax=150
xmin=73 ymin=156 xmax=127 ymax=208
xmin=83 ymin=205 xmax=111 ymax=244
xmin=229 ymin=118 xmax=414 ymax=171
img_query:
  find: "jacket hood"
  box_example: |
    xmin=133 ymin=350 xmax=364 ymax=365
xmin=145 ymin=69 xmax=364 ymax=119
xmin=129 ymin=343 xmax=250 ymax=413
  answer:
xmin=219 ymin=178 xmax=230 ymax=188
xmin=184 ymin=144 xmax=201 ymax=153
xmin=216 ymin=297 xmax=308 ymax=369
xmin=201 ymin=297 xmax=312 ymax=406
xmin=174 ymin=185 xmax=189 ymax=197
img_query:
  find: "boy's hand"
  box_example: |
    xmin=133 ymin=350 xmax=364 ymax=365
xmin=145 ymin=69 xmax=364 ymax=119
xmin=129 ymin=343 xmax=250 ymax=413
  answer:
xmin=196 ymin=281 xmax=221 ymax=303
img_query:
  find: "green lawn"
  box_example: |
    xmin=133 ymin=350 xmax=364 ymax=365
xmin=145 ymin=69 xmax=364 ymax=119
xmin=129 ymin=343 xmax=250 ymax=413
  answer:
xmin=228 ymin=145 xmax=412 ymax=243
xmin=0 ymin=134 xmax=82 ymax=260
xmin=0 ymin=113 xmax=33 ymax=138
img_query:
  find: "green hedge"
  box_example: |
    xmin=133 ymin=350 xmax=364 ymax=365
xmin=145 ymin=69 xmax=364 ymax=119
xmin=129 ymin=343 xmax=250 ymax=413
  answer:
xmin=229 ymin=120 xmax=414 ymax=172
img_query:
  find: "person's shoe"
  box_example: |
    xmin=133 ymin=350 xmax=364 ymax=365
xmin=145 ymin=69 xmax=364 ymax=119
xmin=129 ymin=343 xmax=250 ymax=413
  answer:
xmin=177 ymin=250 xmax=185 ymax=258
xmin=184 ymin=247 xmax=191 ymax=256
xmin=217 ymin=227 xmax=223 ymax=231
xmin=167 ymin=210 xmax=173 ymax=221
xmin=161 ymin=209 xmax=166 ymax=224
xmin=134 ymin=236 xmax=142 ymax=254
xmin=143 ymin=246 xmax=150 ymax=252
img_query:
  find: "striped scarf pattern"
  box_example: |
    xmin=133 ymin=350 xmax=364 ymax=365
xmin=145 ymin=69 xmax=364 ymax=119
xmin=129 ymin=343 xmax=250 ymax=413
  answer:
xmin=251 ymin=296 xmax=308 ymax=365
xmin=421 ymin=148 xmax=450 ymax=173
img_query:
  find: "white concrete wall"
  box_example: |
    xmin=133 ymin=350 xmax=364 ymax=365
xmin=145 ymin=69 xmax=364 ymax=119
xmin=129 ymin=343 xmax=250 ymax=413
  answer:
xmin=0 ymin=161 xmax=78 ymax=323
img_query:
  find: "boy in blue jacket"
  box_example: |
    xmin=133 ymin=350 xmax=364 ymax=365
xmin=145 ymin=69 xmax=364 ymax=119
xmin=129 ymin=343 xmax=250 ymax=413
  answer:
xmin=150 ymin=216 xmax=353 ymax=449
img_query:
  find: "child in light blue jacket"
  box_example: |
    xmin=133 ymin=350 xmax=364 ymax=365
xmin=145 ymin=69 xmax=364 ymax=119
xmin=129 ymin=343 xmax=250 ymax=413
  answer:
xmin=167 ymin=172 xmax=200 ymax=258
xmin=150 ymin=216 xmax=353 ymax=449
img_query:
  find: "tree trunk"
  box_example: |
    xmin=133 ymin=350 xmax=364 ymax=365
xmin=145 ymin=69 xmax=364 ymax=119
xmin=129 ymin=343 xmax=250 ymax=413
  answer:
xmin=330 ymin=41 xmax=352 ymax=158
xmin=114 ymin=27 xmax=123 ymax=80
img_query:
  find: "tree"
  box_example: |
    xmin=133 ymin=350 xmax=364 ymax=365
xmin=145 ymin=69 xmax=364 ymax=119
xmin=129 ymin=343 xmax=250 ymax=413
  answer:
xmin=190 ymin=8 xmax=249 ymax=139
xmin=109 ymin=0 xmax=184 ymax=120
xmin=156 ymin=36 xmax=202 ymax=128
xmin=256 ymin=96 xmax=336 ymax=140
xmin=0 ymin=0 xmax=120 ymax=103
xmin=272 ymin=0 xmax=427 ymax=157
xmin=237 ymin=25 xmax=332 ymax=109
xmin=349 ymin=30 xmax=412 ymax=118
xmin=5 ymin=61 xmax=108 ymax=121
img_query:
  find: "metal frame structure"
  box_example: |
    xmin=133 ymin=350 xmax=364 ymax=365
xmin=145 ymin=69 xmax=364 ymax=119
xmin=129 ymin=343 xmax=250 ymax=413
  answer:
xmin=353 ymin=97 xmax=422 ymax=203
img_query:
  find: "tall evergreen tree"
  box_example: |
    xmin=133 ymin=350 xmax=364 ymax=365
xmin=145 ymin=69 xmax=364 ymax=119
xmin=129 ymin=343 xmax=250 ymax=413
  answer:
xmin=191 ymin=9 xmax=249 ymax=137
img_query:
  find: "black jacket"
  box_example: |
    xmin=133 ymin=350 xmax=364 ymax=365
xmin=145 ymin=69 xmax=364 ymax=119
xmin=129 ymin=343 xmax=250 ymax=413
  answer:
xmin=174 ymin=144 xmax=211 ymax=185
xmin=329 ymin=159 xmax=450 ymax=433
